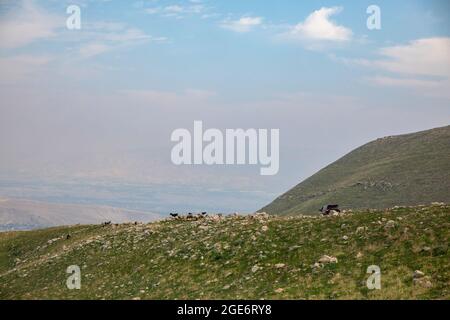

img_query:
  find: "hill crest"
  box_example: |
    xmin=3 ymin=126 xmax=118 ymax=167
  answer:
xmin=260 ymin=125 xmax=450 ymax=215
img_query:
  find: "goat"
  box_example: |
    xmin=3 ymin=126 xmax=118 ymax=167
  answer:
xmin=320 ymin=204 xmax=341 ymax=216
xmin=170 ymin=213 xmax=179 ymax=218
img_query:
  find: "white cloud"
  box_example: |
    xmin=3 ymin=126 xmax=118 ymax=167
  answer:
xmin=164 ymin=5 xmax=184 ymax=13
xmin=79 ymin=43 xmax=111 ymax=58
xmin=0 ymin=0 xmax=62 ymax=49
xmin=145 ymin=7 xmax=160 ymax=14
xmin=0 ymin=1 xmax=163 ymax=61
xmin=285 ymin=7 xmax=352 ymax=42
xmin=221 ymin=16 xmax=263 ymax=33
xmin=375 ymin=37 xmax=450 ymax=77
xmin=145 ymin=3 xmax=206 ymax=18
xmin=339 ymin=37 xmax=450 ymax=97
xmin=101 ymin=27 xmax=152 ymax=42
xmin=367 ymin=76 xmax=442 ymax=88
xmin=76 ymin=23 xmax=167 ymax=58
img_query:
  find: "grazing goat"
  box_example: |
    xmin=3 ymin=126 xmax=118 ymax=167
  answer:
xmin=170 ymin=213 xmax=179 ymax=218
xmin=103 ymin=221 xmax=112 ymax=226
xmin=320 ymin=205 xmax=341 ymax=216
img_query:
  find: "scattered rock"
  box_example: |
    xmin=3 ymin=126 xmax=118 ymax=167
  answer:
xmin=318 ymin=255 xmax=338 ymax=264
xmin=251 ymin=265 xmax=260 ymax=273
xmin=421 ymin=246 xmax=432 ymax=253
xmin=261 ymin=225 xmax=269 ymax=232
xmin=249 ymin=212 xmax=269 ymax=220
xmin=431 ymin=202 xmax=445 ymax=206
xmin=331 ymin=210 xmax=340 ymax=216
xmin=209 ymin=215 xmax=222 ymax=222
xmin=356 ymin=252 xmax=363 ymax=259
xmin=342 ymin=235 xmax=349 ymax=241
xmin=413 ymin=270 xmax=425 ymax=279
xmin=274 ymin=263 xmax=286 ymax=269
xmin=274 ymin=288 xmax=284 ymax=293
xmin=385 ymin=220 xmax=397 ymax=229
xmin=356 ymin=226 xmax=367 ymax=234
xmin=413 ymin=273 xmax=433 ymax=288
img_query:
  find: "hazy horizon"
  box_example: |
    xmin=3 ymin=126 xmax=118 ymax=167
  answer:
xmin=1 ymin=0 xmax=449 ymax=213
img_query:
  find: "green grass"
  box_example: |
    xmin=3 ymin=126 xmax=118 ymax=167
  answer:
xmin=0 ymin=204 xmax=448 ymax=300
xmin=261 ymin=125 xmax=450 ymax=215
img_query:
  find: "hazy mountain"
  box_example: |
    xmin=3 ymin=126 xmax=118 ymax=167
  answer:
xmin=0 ymin=198 xmax=162 ymax=231
xmin=260 ymin=126 xmax=450 ymax=215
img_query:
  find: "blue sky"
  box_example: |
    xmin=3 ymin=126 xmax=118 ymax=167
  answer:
xmin=0 ymin=0 xmax=449 ymax=213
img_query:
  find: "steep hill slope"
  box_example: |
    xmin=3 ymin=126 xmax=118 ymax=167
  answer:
xmin=0 ymin=198 xmax=162 ymax=231
xmin=0 ymin=204 xmax=448 ymax=299
xmin=261 ymin=126 xmax=450 ymax=215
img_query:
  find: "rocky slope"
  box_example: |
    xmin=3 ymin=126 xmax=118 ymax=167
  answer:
xmin=0 ymin=204 xmax=448 ymax=299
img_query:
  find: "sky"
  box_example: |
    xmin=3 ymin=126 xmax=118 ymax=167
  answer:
xmin=0 ymin=0 xmax=449 ymax=213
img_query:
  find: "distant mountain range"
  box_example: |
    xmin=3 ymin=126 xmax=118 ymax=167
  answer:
xmin=0 ymin=198 xmax=162 ymax=231
xmin=261 ymin=125 xmax=450 ymax=215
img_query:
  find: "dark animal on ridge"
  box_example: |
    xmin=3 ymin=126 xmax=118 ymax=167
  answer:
xmin=320 ymin=204 xmax=341 ymax=216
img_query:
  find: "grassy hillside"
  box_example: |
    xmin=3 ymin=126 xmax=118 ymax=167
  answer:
xmin=0 ymin=204 xmax=448 ymax=300
xmin=260 ymin=126 xmax=450 ymax=215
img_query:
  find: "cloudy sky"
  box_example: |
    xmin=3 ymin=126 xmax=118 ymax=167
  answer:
xmin=0 ymin=0 xmax=449 ymax=213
